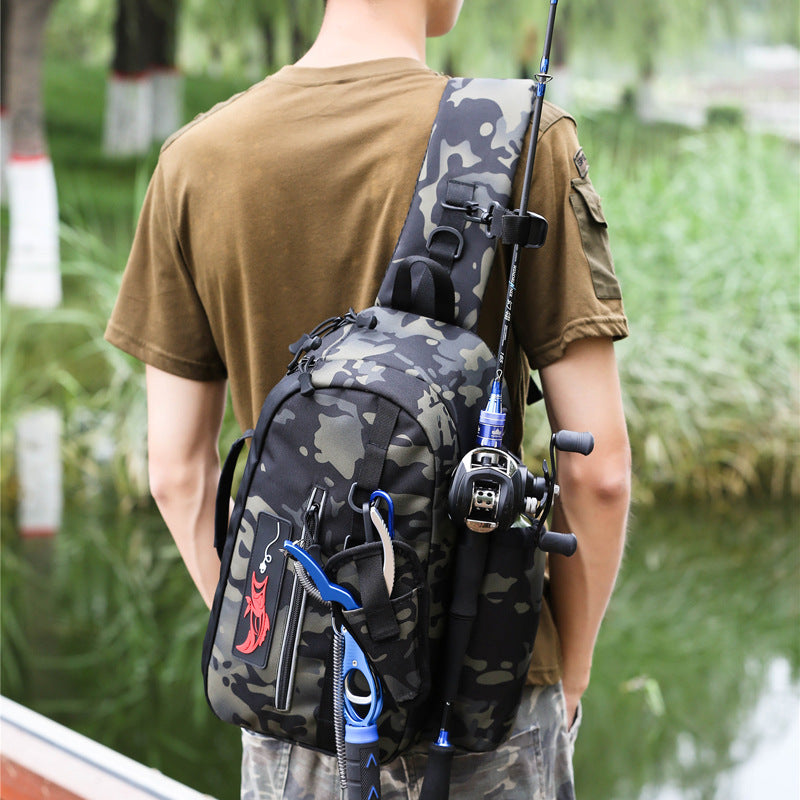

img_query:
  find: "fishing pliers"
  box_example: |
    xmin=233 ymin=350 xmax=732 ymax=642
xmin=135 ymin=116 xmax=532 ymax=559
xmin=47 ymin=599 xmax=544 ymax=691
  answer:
xmin=283 ymin=541 xmax=382 ymax=800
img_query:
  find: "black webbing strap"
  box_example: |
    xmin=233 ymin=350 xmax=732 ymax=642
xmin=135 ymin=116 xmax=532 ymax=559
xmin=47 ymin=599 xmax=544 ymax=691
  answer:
xmin=390 ymin=256 xmax=456 ymax=324
xmin=354 ymin=547 xmax=400 ymax=642
xmin=425 ymin=179 xmax=474 ymax=269
xmin=350 ymin=397 xmax=400 ymax=537
xmin=214 ymin=429 xmax=253 ymax=559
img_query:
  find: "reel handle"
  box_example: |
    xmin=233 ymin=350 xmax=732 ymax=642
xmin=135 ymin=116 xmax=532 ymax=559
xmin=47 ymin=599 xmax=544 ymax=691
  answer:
xmin=554 ymin=430 xmax=594 ymax=456
xmin=537 ymin=529 xmax=577 ymax=556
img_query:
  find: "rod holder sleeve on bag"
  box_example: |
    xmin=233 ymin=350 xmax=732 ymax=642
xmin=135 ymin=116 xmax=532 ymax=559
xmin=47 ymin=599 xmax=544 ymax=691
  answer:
xmin=439 ymin=531 xmax=490 ymax=700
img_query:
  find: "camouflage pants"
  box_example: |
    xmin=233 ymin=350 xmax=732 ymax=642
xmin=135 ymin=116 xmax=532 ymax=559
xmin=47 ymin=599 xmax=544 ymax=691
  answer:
xmin=240 ymin=682 xmax=581 ymax=800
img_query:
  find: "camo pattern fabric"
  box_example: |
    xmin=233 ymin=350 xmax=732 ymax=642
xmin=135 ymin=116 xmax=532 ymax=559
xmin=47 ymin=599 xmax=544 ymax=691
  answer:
xmin=204 ymin=306 xmax=498 ymax=760
xmin=450 ymin=530 xmax=547 ymax=750
xmin=240 ymin=682 xmax=580 ymax=800
xmin=204 ymin=77 xmax=540 ymax=765
xmin=378 ymin=78 xmax=534 ymax=332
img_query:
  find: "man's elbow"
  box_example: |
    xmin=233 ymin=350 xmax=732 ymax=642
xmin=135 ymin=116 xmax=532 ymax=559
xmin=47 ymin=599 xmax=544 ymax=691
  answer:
xmin=561 ymin=440 xmax=632 ymax=507
xmin=148 ymin=452 xmax=209 ymax=510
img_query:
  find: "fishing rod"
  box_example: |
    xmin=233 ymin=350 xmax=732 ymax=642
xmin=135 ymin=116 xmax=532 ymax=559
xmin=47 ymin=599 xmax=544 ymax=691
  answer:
xmin=492 ymin=0 xmax=559 ymax=412
xmin=419 ymin=3 xmax=594 ymax=799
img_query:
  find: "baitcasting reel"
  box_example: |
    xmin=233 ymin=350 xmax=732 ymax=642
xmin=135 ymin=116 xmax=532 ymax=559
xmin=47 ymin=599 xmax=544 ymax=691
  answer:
xmin=447 ymin=430 xmax=594 ymax=555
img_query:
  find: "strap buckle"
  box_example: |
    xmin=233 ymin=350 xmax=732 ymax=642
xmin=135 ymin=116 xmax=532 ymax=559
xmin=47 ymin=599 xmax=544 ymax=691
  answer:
xmin=442 ymin=199 xmax=505 ymax=240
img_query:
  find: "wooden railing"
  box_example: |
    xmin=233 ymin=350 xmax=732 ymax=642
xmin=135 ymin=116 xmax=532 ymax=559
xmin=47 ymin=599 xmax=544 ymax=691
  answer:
xmin=0 ymin=697 xmax=217 ymax=800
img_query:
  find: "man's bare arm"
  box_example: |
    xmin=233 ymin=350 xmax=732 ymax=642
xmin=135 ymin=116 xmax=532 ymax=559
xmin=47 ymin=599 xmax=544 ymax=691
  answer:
xmin=146 ymin=365 xmax=228 ymax=609
xmin=539 ymin=338 xmax=631 ymax=726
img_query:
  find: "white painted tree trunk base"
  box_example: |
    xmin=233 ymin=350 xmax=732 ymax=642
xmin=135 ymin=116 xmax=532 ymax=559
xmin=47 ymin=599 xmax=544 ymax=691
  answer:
xmin=4 ymin=155 xmax=61 ymax=309
xmin=102 ymin=73 xmax=154 ymax=157
xmin=0 ymin=109 xmax=9 ymax=207
xmin=15 ymin=407 xmax=63 ymax=537
xmin=151 ymin=69 xmax=183 ymax=144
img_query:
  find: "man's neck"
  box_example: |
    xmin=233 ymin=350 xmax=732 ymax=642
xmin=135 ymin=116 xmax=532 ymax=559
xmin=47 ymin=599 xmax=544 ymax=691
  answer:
xmin=295 ymin=0 xmax=427 ymax=68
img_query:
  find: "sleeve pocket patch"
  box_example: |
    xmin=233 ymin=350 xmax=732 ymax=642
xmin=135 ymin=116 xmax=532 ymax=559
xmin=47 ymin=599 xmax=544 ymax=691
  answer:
xmin=569 ymin=177 xmax=622 ymax=300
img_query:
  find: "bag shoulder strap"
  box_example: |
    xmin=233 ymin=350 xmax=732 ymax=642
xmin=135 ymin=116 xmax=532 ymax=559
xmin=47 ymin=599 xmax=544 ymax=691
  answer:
xmin=214 ymin=429 xmax=253 ymax=558
xmin=377 ymin=78 xmax=535 ymax=332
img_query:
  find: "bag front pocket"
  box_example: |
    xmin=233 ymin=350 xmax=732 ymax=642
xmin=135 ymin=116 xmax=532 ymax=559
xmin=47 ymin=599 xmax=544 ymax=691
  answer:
xmin=327 ymin=539 xmax=432 ymax=760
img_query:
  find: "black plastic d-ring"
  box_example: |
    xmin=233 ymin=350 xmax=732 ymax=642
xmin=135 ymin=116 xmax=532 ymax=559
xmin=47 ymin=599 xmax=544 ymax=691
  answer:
xmin=426 ymin=226 xmax=464 ymax=260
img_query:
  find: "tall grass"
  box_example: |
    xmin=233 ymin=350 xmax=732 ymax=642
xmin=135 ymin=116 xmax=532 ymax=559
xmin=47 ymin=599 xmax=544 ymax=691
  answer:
xmin=525 ymin=114 xmax=799 ymax=502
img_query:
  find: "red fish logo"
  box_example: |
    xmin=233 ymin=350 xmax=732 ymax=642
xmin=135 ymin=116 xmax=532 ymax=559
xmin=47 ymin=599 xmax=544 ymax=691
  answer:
xmin=236 ymin=573 xmax=270 ymax=654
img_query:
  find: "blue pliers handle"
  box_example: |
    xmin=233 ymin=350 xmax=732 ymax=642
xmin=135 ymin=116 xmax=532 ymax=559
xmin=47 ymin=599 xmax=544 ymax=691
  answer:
xmin=284 ymin=541 xmax=359 ymax=610
xmin=283 ymin=541 xmax=383 ymax=799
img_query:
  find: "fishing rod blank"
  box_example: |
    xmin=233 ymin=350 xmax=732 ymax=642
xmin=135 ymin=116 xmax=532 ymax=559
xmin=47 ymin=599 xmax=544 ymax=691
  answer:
xmin=494 ymin=0 xmax=560 ymax=388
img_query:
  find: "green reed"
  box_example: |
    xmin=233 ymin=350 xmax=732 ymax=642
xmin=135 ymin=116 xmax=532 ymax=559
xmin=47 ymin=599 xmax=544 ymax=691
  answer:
xmin=526 ymin=113 xmax=799 ymax=502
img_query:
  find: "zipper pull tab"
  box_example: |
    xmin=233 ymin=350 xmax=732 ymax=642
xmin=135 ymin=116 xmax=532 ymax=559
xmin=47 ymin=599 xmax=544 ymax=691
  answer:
xmin=298 ymin=355 xmax=316 ymax=395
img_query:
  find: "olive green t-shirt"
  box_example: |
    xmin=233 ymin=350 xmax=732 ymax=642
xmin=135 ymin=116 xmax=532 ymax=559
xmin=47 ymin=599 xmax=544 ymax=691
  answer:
xmin=106 ymin=58 xmax=628 ymax=685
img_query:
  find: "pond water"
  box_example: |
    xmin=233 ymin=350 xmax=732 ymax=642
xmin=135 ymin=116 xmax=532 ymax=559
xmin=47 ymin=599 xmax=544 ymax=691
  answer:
xmin=573 ymin=502 xmax=799 ymax=800
xmin=645 ymin=657 xmax=799 ymax=800
xmin=1 ymin=497 xmax=797 ymax=800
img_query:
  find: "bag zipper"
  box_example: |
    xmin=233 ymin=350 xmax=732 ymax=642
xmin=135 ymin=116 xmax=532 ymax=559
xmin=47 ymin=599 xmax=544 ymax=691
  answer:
xmin=274 ymin=487 xmax=327 ymax=711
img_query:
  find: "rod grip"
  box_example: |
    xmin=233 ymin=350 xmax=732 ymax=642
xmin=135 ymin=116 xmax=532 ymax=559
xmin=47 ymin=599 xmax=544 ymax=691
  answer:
xmin=345 ymin=727 xmax=381 ymax=800
xmin=554 ymin=430 xmax=594 ymax=456
xmin=419 ymin=742 xmax=454 ymax=800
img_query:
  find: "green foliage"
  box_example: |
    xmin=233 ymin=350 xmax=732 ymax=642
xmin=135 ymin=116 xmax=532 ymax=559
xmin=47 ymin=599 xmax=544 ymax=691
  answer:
xmin=525 ymin=112 xmax=799 ymax=503
xmin=43 ymin=0 xmax=799 ymax=80
xmin=563 ymin=0 xmax=740 ymax=73
xmin=705 ymin=104 xmax=746 ymax=127
xmin=759 ymin=0 xmax=800 ymax=47
xmin=46 ymin=0 xmax=115 ymax=66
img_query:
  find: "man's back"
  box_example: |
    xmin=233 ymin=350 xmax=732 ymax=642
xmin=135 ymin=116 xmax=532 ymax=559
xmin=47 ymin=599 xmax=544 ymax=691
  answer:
xmin=109 ymin=59 xmax=451 ymax=429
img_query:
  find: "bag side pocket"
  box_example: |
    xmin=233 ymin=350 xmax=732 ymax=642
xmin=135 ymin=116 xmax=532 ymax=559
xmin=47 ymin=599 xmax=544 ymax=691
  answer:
xmin=450 ymin=525 xmax=546 ymax=751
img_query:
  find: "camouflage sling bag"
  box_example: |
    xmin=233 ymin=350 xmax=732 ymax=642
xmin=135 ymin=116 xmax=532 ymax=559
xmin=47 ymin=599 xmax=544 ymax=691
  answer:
xmin=202 ymin=77 xmax=547 ymax=762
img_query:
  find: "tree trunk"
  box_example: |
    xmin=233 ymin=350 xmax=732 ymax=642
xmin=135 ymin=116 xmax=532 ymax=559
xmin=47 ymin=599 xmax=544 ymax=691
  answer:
xmin=3 ymin=1 xmax=64 ymax=536
xmin=3 ymin=0 xmax=62 ymax=309
xmin=1 ymin=0 xmax=10 ymax=203
xmin=148 ymin=0 xmax=182 ymax=143
xmin=6 ymin=0 xmax=53 ymax=157
xmin=104 ymin=0 xmax=183 ymax=156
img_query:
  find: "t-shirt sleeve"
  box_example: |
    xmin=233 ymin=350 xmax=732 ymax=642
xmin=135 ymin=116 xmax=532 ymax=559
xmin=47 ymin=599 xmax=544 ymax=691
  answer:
xmin=104 ymin=161 xmax=227 ymax=381
xmin=511 ymin=109 xmax=629 ymax=369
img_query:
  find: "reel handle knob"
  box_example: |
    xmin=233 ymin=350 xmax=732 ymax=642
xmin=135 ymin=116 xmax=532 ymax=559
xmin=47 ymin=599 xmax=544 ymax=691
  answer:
xmin=554 ymin=430 xmax=594 ymax=456
xmin=538 ymin=530 xmax=577 ymax=556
